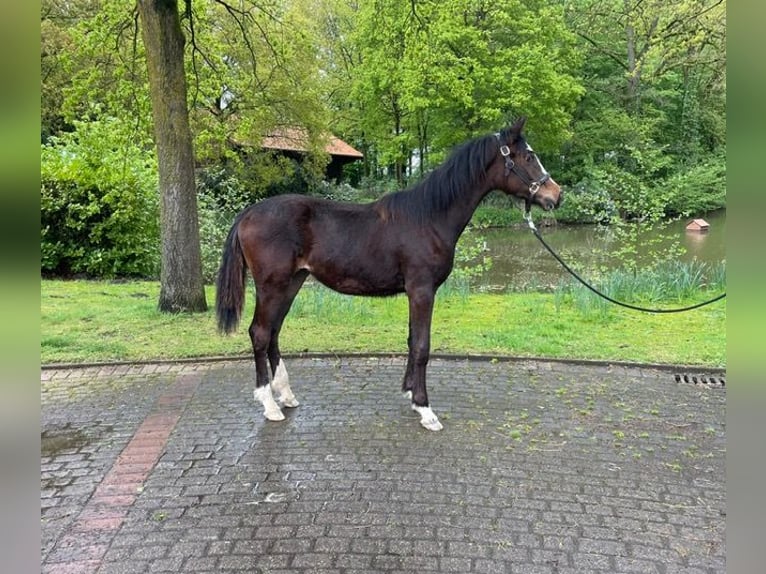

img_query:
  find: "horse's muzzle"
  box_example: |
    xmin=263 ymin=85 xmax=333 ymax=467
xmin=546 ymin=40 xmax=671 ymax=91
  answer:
xmin=539 ymin=180 xmax=562 ymax=211
xmin=541 ymin=197 xmax=558 ymax=211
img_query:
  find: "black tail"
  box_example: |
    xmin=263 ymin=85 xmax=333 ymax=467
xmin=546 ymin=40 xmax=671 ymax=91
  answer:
xmin=215 ymin=219 xmax=247 ymax=335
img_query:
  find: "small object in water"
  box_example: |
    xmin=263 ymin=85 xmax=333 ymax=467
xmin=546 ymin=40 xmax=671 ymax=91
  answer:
xmin=685 ymin=219 xmax=710 ymax=232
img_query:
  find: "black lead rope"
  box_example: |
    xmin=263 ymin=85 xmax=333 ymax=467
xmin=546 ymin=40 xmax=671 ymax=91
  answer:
xmin=524 ymin=213 xmax=726 ymax=314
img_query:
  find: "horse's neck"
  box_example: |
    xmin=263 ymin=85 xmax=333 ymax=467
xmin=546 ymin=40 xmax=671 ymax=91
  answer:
xmin=440 ymin=179 xmax=493 ymax=245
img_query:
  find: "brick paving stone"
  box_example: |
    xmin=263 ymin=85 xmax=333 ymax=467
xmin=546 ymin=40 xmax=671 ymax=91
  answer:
xmin=42 ymin=357 xmax=725 ymax=573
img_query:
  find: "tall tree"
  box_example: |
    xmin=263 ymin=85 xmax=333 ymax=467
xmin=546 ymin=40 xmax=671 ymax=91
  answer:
xmin=137 ymin=0 xmax=207 ymax=312
xmin=566 ymin=0 xmax=725 ymax=113
xmin=556 ymin=0 xmax=726 ymax=218
xmin=327 ymin=0 xmax=583 ymax=182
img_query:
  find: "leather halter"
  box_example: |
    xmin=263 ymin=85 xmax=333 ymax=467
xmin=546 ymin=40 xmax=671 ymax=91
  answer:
xmin=495 ymin=134 xmax=550 ymax=210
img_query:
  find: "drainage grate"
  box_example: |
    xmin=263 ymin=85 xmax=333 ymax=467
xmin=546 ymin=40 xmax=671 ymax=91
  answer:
xmin=674 ymin=373 xmax=725 ymax=388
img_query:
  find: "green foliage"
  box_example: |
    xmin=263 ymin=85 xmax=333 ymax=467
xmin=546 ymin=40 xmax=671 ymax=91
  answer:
xmin=556 ymin=152 xmax=725 ymax=225
xmin=341 ymin=0 xmax=583 ymax=179
xmin=312 ymin=176 xmax=410 ymax=205
xmin=597 ymin=219 xmax=687 ymax=276
xmin=43 ymin=0 xmax=332 ymax=180
xmin=39 ymin=0 xmax=726 ymax=282
xmin=471 ymin=204 xmax=525 ymax=227
xmin=52 ymin=1 xmax=153 ymax=138
xmin=444 ymin=225 xmax=494 ymax=295
xmin=187 ymin=0 xmax=331 ymax=167
xmin=662 ymin=154 xmax=726 ymax=217
xmin=552 ymin=0 xmax=726 ymax=223
xmin=40 ymin=118 xmax=160 ymax=277
xmin=553 ymin=179 xmax=618 ymax=224
xmin=195 ymin=166 xmax=254 ymax=284
xmin=591 ymin=162 xmax=671 ymax=222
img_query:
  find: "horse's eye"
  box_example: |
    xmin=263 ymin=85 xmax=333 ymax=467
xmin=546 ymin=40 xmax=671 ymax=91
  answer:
xmin=525 ymin=152 xmax=534 ymax=163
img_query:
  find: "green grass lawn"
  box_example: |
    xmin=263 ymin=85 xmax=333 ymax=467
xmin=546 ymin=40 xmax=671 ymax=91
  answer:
xmin=41 ymin=279 xmax=726 ymax=367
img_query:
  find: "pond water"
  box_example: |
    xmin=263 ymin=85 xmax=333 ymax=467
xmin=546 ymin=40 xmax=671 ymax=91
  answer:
xmin=473 ymin=209 xmax=726 ymax=291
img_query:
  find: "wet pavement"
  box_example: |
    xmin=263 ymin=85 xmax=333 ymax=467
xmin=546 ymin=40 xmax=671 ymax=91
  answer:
xmin=41 ymin=356 xmax=726 ymax=573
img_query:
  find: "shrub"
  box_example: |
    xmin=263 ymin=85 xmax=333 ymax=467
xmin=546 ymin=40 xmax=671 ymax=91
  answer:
xmin=442 ymin=225 xmax=493 ymax=295
xmin=471 ymin=203 xmax=525 ymax=227
xmin=41 ymin=119 xmax=160 ymax=277
xmin=196 ymin=166 xmax=256 ymax=283
xmin=662 ymin=155 xmax=726 ymax=217
xmin=553 ymin=178 xmax=618 ymax=224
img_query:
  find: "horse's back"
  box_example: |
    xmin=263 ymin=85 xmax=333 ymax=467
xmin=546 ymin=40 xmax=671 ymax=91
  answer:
xmin=240 ymin=194 xmax=373 ymax=220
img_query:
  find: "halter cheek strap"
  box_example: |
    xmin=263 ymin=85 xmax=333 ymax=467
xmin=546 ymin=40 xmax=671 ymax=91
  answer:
xmin=498 ymin=143 xmax=515 ymax=176
xmin=495 ymin=134 xmax=550 ymax=211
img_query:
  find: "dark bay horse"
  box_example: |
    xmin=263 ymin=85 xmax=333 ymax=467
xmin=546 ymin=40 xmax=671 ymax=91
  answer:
xmin=216 ymin=117 xmax=561 ymax=430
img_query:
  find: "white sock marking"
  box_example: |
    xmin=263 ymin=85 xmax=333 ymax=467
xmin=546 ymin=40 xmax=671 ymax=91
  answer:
xmin=412 ymin=404 xmax=443 ymax=431
xmin=254 ymin=385 xmax=284 ymax=421
xmin=271 ymin=360 xmax=299 ymax=408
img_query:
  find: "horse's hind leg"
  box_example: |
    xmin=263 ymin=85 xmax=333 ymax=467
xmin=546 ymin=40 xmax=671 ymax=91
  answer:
xmin=250 ymin=286 xmax=292 ymax=422
xmin=270 ymin=358 xmax=297 ymax=408
xmin=268 ymin=271 xmax=308 ymax=408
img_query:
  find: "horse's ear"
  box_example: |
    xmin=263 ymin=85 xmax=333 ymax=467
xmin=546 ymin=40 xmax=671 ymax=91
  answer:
xmin=509 ymin=116 xmax=527 ymax=136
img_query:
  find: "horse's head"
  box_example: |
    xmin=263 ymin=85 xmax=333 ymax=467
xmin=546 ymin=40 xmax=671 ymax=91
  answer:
xmin=491 ymin=117 xmax=562 ymax=212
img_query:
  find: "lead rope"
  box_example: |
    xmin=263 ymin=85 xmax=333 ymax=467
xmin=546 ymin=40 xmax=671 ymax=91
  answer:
xmin=522 ymin=211 xmax=726 ymax=313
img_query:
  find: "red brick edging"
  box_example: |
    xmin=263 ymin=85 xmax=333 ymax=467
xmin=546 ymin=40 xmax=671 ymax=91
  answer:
xmin=43 ymin=373 xmax=202 ymax=574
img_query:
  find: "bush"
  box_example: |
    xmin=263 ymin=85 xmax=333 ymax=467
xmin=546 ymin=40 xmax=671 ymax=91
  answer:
xmin=662 ymin=155 xmax=726 ymax=217
xmin=471 ymin=203 xmax=525 ymax=227
xmin=196 ymin=166 xmax=256 ymax=283
xmin=553 ymin=178 xmax=618 ymax=224
xmin=41 ymin=119 xmax=160 ymax=277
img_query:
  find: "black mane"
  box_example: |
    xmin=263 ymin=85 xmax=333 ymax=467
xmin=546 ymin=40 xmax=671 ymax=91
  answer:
xmin=376 ymin=132 xmax=502 ymax=222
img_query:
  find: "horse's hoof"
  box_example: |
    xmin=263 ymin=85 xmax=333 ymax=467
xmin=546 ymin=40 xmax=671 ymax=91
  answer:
xmin=255 ymin=386 xmax=285 ymax=421
xmin=279 ymin=397 xmax=300 ymax=408
xmin=412 ymin=405 xmax=443 ymax=431
xmin=420 ymin=417 xmax=444 ymax=431
xmin=264 ymin=408 xmax=285 ymax=421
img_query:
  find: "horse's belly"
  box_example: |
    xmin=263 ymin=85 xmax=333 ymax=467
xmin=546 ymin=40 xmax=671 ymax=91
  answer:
xmin=309 ymin=265 xmax=404 ymax=297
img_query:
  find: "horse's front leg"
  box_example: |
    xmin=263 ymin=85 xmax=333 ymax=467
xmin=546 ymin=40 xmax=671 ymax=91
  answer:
xmin=404 ymin=287 xmax=443 ymax=431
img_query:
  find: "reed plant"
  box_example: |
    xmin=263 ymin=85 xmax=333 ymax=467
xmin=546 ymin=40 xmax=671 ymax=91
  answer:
xmin=554 ymin=260 xmax=725 ymax=318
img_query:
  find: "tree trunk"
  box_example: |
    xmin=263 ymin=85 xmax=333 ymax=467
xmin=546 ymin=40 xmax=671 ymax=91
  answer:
xmin=137 ymin=0 xmax=207 ymax=313
xmin=625 ymin=18 xmax=639 ymax=109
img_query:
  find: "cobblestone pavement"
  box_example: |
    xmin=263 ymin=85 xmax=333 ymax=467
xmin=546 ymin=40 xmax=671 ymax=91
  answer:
xmin=41 ymin=357 xmax=726 ymax=574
